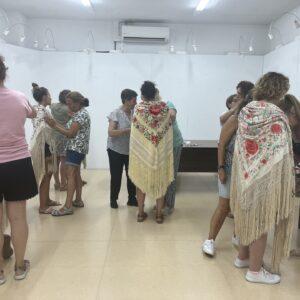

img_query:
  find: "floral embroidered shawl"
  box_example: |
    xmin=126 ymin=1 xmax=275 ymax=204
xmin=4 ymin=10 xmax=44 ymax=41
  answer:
xmin=231 ymin=100 xmax=296 ymax=272
xmin=129 ymin=100 xmax=174 ymax=199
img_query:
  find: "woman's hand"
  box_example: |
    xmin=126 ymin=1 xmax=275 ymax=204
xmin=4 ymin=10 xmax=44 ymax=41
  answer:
xmin=45 ymin=116 xmax=56 ymax=128
xmin=218 ymin=168 xmax=227 ymax=184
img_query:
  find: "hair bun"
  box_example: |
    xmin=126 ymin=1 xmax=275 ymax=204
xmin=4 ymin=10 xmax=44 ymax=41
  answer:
xmin=32 ymin=83 xmax=39 ymax=89
xmin=83 ymin=98 xmax=90 ymax=107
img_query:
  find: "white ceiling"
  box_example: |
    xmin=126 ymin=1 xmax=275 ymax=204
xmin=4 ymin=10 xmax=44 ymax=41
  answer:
xmin=0 ymin=0 xmax=299 ymax=25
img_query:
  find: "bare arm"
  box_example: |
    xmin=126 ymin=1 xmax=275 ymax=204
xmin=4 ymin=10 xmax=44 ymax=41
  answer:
xmin=218 ymin=116 xmax=238 ymax=183
xmin=220 ymin=109 xmax=236 ymax=126
xmin=26 ymin=101 xmax=37 ymax=119
xmin=45 ymin=116 xmax=80 ymax=138
xmin=108 ymin=120 xmax=130 ymax=137
xmin=169 ymin=108 xmax=177 ymax=123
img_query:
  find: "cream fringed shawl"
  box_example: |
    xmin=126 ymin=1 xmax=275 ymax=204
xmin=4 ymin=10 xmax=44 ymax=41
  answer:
xmin=129 ymin=101 xmax=174 ymax=199
xmin=230 ymin=101 xmax=296 ymax=273
xmin=30 ymin=108 xmax=57 ymax=185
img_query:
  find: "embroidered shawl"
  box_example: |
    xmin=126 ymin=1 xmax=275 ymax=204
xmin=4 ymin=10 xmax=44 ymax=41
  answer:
xmin=30 ymin=105 xmax=57 ymax=185
xmin=230 ymin=101 xmax=296 ymax=272
xmin=129 ymin=100 xmax=174 ymax=199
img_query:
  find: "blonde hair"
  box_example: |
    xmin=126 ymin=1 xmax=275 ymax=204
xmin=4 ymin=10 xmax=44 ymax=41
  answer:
xmin=279 ymin=94 xmax=300 ymax=121
xmin=253 ymin=72 xmax=290 ymax=103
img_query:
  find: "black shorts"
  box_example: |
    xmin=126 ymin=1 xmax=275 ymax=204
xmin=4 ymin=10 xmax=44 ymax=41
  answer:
xmin=0 ymin=157 xmax=38 ymax=202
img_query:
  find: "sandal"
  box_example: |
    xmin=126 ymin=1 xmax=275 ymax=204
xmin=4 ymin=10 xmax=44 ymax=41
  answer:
xmin=0 ymin=270 xmax=6 ymax=285
xmin=51 ymin=206 xmax=73 ymax=217
xmin=137 ymin=212 xmax=148 ymax=223
xmin=14 ymin=260 xmax=30 ymax=281
xmin=39 ymin=207 xmax=54 ymax=215
xmin=72 ymin=199 xmax=85 ymax=208
xmin=47 ymin=199 xmax=61 ymax=207
xmin=156 ymin=213 xmax=164 ymax=224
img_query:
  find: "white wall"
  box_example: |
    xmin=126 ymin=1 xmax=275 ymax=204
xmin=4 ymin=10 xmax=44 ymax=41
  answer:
xmin=25 ymin=19 xmax=269 ymax=55
xmin=0 ymin=43 xmax=263 ymax=169
xmin=263 ymin=38 xmax=300 ymax=98
xmin=269 ymin=5 xmax=300 ymax=50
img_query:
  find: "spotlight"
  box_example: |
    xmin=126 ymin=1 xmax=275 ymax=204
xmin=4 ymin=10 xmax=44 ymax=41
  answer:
xmin=249 ymin=45 xmax=254 ymax=52
xmin=268 ymin=32 xmax=274 ymax=40
xmin=20 ymin=35 xmax=26 ymax=43
xmin=3 ymin=28 xmax=9 ymax=36
xmin=192 ymin=44 xmax=197 ymax=52
xmin=33 ymin=40 xmax=39 ymax=48
xmin=170 ymin=45 xmax=175 ymax=53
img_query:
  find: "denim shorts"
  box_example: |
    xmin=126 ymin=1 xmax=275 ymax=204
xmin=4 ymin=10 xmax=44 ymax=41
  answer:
xmin=66 ymin=150 xmax=85 ymax=167
xmin=218 ymin=173 xmax=231 ymax=199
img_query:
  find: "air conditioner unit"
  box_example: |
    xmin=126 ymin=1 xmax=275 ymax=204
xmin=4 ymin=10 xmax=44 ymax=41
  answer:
xmin=121 ymin=25 xmax=170 ymax=44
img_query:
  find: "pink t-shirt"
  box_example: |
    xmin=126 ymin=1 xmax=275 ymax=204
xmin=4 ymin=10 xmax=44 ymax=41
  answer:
xmin=0 ymin=87 xmax=34 ymax=163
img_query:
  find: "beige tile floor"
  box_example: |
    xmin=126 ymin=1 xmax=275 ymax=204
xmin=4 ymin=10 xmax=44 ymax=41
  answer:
xmin=0 ymin=170 xmax=299 ymax=300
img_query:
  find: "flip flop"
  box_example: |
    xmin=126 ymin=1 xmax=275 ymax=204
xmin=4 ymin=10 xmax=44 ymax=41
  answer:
xmin=51 ymin=206 xmax=74 ymax=217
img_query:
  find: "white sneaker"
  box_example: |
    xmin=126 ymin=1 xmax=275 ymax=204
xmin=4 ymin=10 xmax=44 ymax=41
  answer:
xmin=246 ymin=268 xmax=281 ymax=285
xmin=202 ymin=239 xmax=215 ymax=256
xmin=0 ymin=271 xmax=6 ymax=286
xmin=232 ymin=236 xmax=239 ymax=247
xmin=234 ymin=257 xmax=249 ymax=268
xmin=14 ymin=260 xmax=30 ymax=281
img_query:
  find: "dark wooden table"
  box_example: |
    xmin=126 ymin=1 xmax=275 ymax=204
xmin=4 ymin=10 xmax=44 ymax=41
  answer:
xmin=179 ymin=140 xmax=218 ymax=173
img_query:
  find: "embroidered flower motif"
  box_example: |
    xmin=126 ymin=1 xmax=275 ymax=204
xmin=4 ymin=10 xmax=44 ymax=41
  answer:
xmin=245 ymin=140 xmax=259 ymax=155
xmin=261 ymin=159 xmax=267 ymax=165
xmin=149 ymin=105 xmax=161 ymax=116
xmin=244 ymin=172 xmax=249 ymax=179
xmin=151 ymin=135 xmax=158 ymax=145
xmin=271 ymin=124 xmax=282 ymax=134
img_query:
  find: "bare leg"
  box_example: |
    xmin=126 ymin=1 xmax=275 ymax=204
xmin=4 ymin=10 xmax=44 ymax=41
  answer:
xmin=6 ymin=201 xmax=28 ymax=269
xmin=238 ymin=245 xmax=250 ymax=261
xmin=156 ymin=197 xmax=165 ymax=216
xmin=75 ymin=168 xmax=82 ymax=202
xmin=0 ymin=203 xmax=4 ymax=272
xmin=39 ymin=173 xmax=52 ymax=210
xmin=60 ymin=156 xmax=67 ymax=187
xmin=208 ymin=197 xmax=230 ymax=240
xmin=136 ymin=188 xmax=146 ymax=216
xmin=65 ymin=165 xmax=76 ymax=209
xmin=53 ymin=157 xmax=61 ymax=188
xmin=249 ymin=234 xmax=268 ymax=272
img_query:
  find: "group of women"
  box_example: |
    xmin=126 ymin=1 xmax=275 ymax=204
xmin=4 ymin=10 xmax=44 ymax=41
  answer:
xmin=0 ymin=55 xmax=91 ymax=284
xmin=203 ymin=75 xmax=300 ymax=284
xmin=0 ymin=53 xmax=299 ymax=286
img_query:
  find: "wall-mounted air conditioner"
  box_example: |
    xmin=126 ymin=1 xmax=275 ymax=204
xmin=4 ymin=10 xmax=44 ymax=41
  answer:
xmin=121 ymin=25 xmax=170 ymax=44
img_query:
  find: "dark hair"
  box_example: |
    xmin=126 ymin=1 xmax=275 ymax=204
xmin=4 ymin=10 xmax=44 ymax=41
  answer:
xmin=236 ymin=90 xmax=253 ymax=114
xmin=141 ymin=81 xmax=156 ymax=101
xmin=59 ymin=89 xmax=71 ymax=104
xmin=32 ymin=83 xmax=49 ymax=103
xmin=121 ymin=89 xmax=138 ymax=104
xmin=226 ymin=94 xmax=237 ymax=110
xmin=0 ymin=56 xmax=8 ymax=81
xmin=253 ymin=72 xmax=290 ymax=103
xmin=236 ymin=81 xmax=255 ymax=98
xmin=67 ymin=91 xmax=89 ymax=107
xmin=279 ymin=94 xmax=300 ymax=121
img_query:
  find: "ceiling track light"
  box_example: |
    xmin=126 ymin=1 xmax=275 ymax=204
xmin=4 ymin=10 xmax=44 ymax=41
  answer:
xmin=2 ymin=22 xmax=39 ymax=48
xmin=81 ymin=0 xmax=92 ymax=7
xmin=43 ymin=28 xmax=56 ymax=51
xmin=83 ymin=30 xmax=96 ymax=53
xmin=196 ymin=0 xmax=211 ymax=12
xmin=249 ymin=37 xmax=254 ymax=52
xmin=0 ymin=8 xmax=10 ymax=35
xmin=267 ymin=22 xmax=283 ymax=44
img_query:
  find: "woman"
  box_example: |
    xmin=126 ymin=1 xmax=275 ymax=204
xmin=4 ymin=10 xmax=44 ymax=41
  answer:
xmin=129 ymin=81 xmax=174 ymax=224
xmin=202 ymin=93 xmax=253 ymax=257
xmin=31 ymin=83 xmax=59 ymax=214
xmin=51 ymin=89 xmax=71 ymax=191
xmin=155 ymin=90 xmax=183 ymax=215
xmin=231 ymin=72 xmax=295 ymax=284
xmin=107 ymin=89 xmax=138 ymax=209
xmin=0 ymin=56 xmax=38 ymax=284
xmin=279 ymin=94 xmax=300 ymax=257
xmin=46 ymin=92 xmax=91 ymax=216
